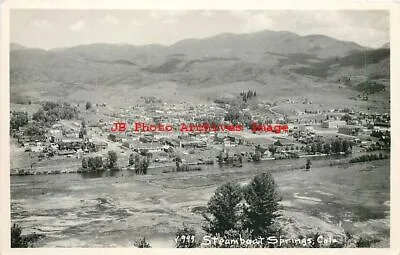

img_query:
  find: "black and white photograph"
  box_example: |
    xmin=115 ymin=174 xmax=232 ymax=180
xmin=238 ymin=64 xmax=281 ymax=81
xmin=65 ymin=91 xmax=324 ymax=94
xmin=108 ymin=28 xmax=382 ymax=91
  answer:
xmin=3 ymin=4 xmax=394 ymax=250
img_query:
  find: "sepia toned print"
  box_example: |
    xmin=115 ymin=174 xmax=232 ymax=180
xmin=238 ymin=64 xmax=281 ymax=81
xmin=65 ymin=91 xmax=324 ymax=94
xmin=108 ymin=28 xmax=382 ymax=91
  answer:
xmin=8 ymin=9 xmax=390 ymax=248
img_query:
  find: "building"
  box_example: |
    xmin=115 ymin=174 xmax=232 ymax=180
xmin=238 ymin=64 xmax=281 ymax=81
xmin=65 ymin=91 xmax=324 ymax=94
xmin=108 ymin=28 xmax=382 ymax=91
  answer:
xmin=338 ymin=125 xmax=362 ymax=136
xmin=322 ymin=120 xmax=346 ymax=129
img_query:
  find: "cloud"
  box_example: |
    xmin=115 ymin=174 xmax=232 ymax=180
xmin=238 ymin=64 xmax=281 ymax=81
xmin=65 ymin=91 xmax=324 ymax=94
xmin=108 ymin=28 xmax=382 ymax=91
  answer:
xmin=103 ymin=14 xmax=119 ymax=25
xmin=33 ymin=19 xmax=52 ymax=29
xmin=69 ymin=21 xmax=85 ymax=32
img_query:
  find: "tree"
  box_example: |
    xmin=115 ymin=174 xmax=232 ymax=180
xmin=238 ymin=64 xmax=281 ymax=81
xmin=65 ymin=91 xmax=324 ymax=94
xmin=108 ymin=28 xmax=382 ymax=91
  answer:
xmin=203 ymin=182 xmax=243 ymax=236
xmin=306 ymin=159 xmax=312 ymax=170
xmin=10 ymin=111 xmax=28 ymax=130
xmin=108 ymin=151 xmax=118 ymax=169
xmin=85 ymin=101 xmax=92 ymax=110
xmin=242 ymin=172 xmax=281 ymax=238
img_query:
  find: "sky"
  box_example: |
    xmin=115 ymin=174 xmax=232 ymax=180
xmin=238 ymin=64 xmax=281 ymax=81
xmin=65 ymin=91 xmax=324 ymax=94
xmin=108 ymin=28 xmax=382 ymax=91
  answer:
xmin=10 ymin=10 xmax=389 ymax=49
